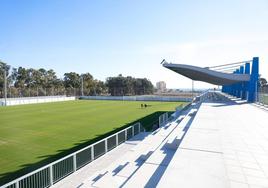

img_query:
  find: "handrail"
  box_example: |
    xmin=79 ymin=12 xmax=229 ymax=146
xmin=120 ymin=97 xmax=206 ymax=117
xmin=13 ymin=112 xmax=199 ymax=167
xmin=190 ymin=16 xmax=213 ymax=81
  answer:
xmin=1 ymin=122 xmax=142 ymax=188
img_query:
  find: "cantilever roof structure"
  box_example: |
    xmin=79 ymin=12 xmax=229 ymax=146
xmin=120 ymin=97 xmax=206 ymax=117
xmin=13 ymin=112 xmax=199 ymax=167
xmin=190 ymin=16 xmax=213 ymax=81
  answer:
xmin=163 ymin=63 xmax=250 ymax=85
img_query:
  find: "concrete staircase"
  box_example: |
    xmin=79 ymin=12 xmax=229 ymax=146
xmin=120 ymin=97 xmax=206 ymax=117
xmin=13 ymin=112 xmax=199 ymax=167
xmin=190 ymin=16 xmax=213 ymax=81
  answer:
xmin=80 ymin=103 xmax=199 ymax=188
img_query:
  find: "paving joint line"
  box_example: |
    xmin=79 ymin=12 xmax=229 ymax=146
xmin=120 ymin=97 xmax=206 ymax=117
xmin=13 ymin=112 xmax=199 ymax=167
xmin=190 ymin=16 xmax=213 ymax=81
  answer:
xmin=179 ymin=147 xmax=223 ymax=154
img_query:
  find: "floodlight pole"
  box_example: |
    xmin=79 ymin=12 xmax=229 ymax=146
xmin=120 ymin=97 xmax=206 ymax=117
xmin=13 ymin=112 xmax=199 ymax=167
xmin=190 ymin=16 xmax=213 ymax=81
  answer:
xmin=81 ymin=75 xmax=84 ymax=96
xmin=4 ymin=67 xmax=7 ymax=106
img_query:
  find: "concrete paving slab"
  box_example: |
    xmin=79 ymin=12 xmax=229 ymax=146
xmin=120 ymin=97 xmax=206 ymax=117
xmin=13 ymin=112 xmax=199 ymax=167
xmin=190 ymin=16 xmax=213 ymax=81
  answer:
xmin=157 ymin=149 xmax=228 ymax=188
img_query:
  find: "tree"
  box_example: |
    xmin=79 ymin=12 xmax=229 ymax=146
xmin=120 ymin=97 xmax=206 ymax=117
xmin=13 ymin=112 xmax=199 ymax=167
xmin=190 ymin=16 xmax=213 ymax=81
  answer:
xmin=0 ymin=61 xmax=10 ymax=98
xmin=106 ymin=75 xmax=154 ymax=96
xmin=106 ymin=75 xmax=126 ymax=96
xmin=64 ymin=72 xmax=81 ymax=88
xmin=81 ymin=73 xmax=94 ymax=95
xmin=0 ymin=61 xmax=153 ymax=97
xmin=52 ymin=78 xmax=65 ymax=95
xmin=64 ymin=72 xmax=81 ymax=96
xmin=93 ymin=79 xmax=107 ymax=95
xmin=259 ymin=77 xmax=267 ymax=87
xmin=259 ymin=77 xmax=268 ymax=93
xmin=141 ymin=78 xmax=154 ymax=95
xmin=46 ymin=69 xmax=57 ymax=95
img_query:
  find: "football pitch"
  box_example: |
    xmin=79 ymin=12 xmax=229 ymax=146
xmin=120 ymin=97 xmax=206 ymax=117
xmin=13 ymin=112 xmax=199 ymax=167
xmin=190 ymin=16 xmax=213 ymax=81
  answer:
xmin=0 ymin=100 xmax=185 ymax=182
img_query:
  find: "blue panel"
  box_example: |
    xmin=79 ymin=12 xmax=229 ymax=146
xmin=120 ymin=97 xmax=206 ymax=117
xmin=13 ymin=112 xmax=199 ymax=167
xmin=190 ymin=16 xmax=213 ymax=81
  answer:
xmin=222 ymin=85 xmax=226 ymax=92
xmin=237 ymin=66 xmax=244 ymax=98
xmin=235 ymin=69 xmax=240 ymax=97
xmin=230 ymin=70 xmax=237 ymax=96
xmin=248 ymin=57 xmax=259 ymax=102
xmin=243 ymin=63 xmax=251 ymax=100
xmin=245 ymin=63 xmax=250 ymax=74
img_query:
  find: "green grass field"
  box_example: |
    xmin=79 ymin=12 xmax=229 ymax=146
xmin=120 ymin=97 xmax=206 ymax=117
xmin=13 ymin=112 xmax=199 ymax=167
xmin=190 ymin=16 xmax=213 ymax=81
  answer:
xmin=0 ymin=100 xmax=185 ymax=183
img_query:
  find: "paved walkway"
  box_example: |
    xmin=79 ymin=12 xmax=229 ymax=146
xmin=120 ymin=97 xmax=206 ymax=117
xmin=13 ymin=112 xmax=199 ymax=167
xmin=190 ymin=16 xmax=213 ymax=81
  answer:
xmin=158 ymin=95 xmax=268 ymax=188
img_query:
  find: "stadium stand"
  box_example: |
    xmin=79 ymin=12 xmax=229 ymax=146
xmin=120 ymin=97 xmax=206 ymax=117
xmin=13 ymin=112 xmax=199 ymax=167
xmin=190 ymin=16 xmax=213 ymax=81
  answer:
xmin=78 ymin=102 xmax=199 ymax=188
xmin=50 ymin=91 xmax=268 ymax=188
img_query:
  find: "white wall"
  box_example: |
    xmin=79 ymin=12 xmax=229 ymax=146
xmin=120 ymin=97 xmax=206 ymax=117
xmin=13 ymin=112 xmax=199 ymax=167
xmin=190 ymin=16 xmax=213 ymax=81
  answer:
xmin=80 ymin=95 xmax=192 ymax=102
xmin=0 ymin=96 xmax=76 ymax=106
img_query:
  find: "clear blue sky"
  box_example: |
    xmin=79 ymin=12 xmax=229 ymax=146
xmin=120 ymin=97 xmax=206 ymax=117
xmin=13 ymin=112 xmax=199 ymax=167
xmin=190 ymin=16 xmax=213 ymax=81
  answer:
xmin=1 ymin=0 xmax=268 ymax=88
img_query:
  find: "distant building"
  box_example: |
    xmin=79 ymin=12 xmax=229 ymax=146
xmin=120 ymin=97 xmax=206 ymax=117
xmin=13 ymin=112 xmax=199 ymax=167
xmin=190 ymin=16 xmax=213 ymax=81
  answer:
xmin=156 ymin=81 xmax=166 ymax=92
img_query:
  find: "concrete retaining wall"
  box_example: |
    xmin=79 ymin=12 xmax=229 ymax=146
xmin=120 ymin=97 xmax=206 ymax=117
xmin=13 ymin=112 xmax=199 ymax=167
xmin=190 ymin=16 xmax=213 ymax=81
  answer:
xmin=0 ymin=96 xmax=76 ymax=106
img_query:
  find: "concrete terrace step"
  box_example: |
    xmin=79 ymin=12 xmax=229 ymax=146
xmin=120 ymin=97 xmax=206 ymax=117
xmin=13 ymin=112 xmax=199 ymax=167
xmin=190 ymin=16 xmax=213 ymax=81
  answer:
xmin=86 ymin=131 xmax=175 ymax=187
xmin=51 ymin=132 xmax=151 ymax=188
xmin=122 ymin=109 xmax=199 ymax=188
xmin=165 ymin=131 xmax=185 ymax=150
xmin=165 ymin=108 xmax=198 ymax=150
xmin=84 ymin=107 xmax=199 ymax=188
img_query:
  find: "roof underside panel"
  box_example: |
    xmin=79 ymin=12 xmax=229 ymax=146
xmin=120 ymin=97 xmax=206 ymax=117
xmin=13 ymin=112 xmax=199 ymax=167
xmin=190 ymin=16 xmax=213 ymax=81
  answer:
xmin=163 ymin=63 xmax=250 ymax=85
